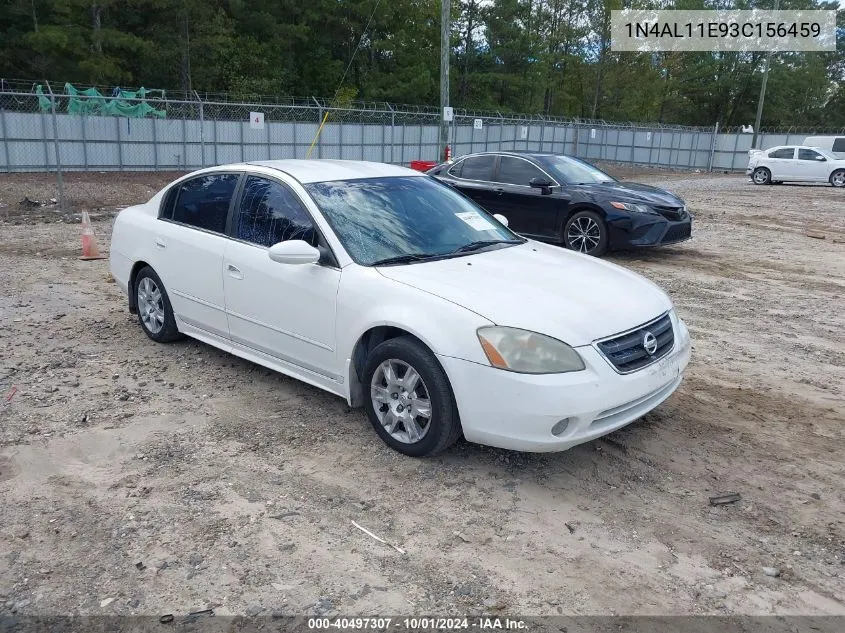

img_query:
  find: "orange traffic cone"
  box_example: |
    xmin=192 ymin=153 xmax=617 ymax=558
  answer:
xmin=79 ymin=211 xmax=107 ymax=261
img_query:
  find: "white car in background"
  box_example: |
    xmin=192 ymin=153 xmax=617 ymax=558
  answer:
xmin=110 ymin=160 xmax=691 ymax=457
xmin=747 ymin=145 xmax=845 ymax=187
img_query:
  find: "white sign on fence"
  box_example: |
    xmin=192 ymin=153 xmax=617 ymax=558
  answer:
xmin=473 ymin=118 xmax=483 ymax=130
xmin=520 ymin=126 xmax=528 ymax=139
xmin=591 ymin=128 xmax=596 ymax=139
xmin=249 ymin=112 xmax=265 ymax=129
xmin=443 ymin=106 xmax=454 ymax=122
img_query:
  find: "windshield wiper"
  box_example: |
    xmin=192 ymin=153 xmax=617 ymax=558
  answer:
xmin=370 ymin=253 xmax=438 ymax=266
xmin=450 ymin=239 xmax=523 ymax=254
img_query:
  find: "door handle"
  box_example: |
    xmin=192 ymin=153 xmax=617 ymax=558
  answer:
xmin=494 ymin=188 xmax=504 ymax=195
xmin=155 ymin=238 xmax=166 ymax=249
xmin=227 ymin=264 xmax=243 ymax=280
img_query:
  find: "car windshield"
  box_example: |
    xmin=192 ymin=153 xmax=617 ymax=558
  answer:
xmin=540 ymin=155 xmax=616 ymax=185
xmin=304 ymin=176 xmax=523 ymax=266
xmin=812 ymin=147 xmax=835 ymax=160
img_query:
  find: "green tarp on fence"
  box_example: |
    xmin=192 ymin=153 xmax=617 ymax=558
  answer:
xmin=36 ymin=83 xmax=167 ymax=118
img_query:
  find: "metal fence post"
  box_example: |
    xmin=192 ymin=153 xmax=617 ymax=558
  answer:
xmin=152 ymin=104 xmax=159 ymax=169
xmin=498 ymin=114 xmax=504 ymax=151
xmin=194 ymin=90 xmax=205 ymax=167
xmin=630 ymin=126 xmax=636 ymax=163
xmin=1 ymin=103 xmax=10 ymax=171
xmin=212 ymin=102 xmax=218 ymax=165
xmin=266 ymin=106 xmax=273 ymax=160
xmin=387 ymin=103 xmax=395 ymax=164
xmin=731 ymin=130 xmax=741 ymax=171
xmin=484 ymin=117 xmax=490 ymax=152
xmin=708 ymin=121 xmax=719 ymax=172
xmin=239 ymin=110 xmax=244 ymax=163
xmin=656 ymin=127 xmax=664 ymax=166
xmin=45 ymin=82 xmax=66 ymax=212
xmin=313 ymin=97 xmax=323 ymax=159
xmin=116 ymin=113 xmax=125 ymax=170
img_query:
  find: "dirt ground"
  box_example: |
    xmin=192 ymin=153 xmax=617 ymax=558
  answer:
xmin=0 ymin=167 xmax=843 ymax=619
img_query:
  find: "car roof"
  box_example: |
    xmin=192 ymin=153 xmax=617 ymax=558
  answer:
xmin=458 ymin=150 xmax=559 ymax=159
xmin=765 ymin=145 xmax=827 ymax=151
xmin=243 ymin=159 xmax=422 ymax=183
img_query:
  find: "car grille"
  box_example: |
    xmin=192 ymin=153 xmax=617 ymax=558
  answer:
xmin=596 ymin=313 xmax=674 ymax=373
xmin=663 ymin=223 xmax=692 ymax=243
xmin=653 ymin=205 xmax=686 ymax=221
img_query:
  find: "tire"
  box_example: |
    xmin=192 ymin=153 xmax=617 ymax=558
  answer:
xmin=134 ymin=266 xmax=181 ymax=343
xmin=563 ymin=210 xmax=608 ymax=256
xmin=830 ymin=169 xmax=845 ymax=188
xmin=752 ymin=167 xmax=771 ymax=185
xmin=363 ymin=336 xmax=461 ymax=457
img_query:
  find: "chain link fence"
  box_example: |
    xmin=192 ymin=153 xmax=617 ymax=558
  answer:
xmin=3 ymin=80 xmax=845 ymax=207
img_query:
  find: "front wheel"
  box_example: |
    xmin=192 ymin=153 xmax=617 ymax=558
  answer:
xmin=830 ymin=169 xmax=845 ymax=188
xmin=752 ymin=167 xmax=771 ymax=185
xmin=363 ymin=337 xmax=461 ymax=457
xmin=563 ymin=210 xmax=608 ymax=256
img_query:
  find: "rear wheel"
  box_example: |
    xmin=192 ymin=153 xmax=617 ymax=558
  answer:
xmin=363 ymin=337 xmax=461 ymax=457
xmin=563 ymin=210 xmax=608 ymax=256
xmin=134 ymin=266 xmax=181 ymax=343
xmin=752 ymin=167 xmax=771 ymax=185
xmin=830 ymin=169 xmax=845 ymax=188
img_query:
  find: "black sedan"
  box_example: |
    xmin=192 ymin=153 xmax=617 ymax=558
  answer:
xmin=428 ymin=151 xmax=691 ymax=256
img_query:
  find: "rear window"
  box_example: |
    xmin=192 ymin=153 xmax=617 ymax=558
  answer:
xmin=458 ymin=155 xmax=495 ymax=181
xmin=832 ymin=138 xmax=845 ymax=152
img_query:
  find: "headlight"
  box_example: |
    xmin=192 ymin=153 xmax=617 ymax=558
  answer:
xmin=477 ymin=327 xmax=585 ymax=374
xmin=610 ymin=201 xmax=656 ymax=214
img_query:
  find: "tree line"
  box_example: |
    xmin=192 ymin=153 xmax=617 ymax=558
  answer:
xmin=1 ymin=0 xmax=843 ymax=129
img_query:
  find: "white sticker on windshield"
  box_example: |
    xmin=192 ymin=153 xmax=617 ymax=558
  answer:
xmin=456 ymin=211 xmax=496 ymax=231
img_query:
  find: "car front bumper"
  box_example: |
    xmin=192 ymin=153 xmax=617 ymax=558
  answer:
xmin=439 ymin=317 xmax=691 ymax=452
xmin=606 ymin=208 xmax=692 ymax=249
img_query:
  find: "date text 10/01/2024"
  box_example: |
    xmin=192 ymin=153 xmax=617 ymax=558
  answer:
xmin=307 ymin=618 xmax=528 ymax=630
xmin=624 ymin=21 xmax=822 ymax=39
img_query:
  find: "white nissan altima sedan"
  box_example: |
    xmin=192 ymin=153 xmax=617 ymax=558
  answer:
xmin=110 ymin=160 xmax=691 ymax=457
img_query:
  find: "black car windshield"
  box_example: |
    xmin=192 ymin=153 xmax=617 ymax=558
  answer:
xmin=304 ymin=176 xmax=522 ymax=266
xmin=539 ymin=155 xmax=616 ymax=185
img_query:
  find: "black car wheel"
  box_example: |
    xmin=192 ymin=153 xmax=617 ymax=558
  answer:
xmin=134 ymin=266 xmax=181 ymax=343
xmin=363 ymin=336 xmax=461 ymax=457
xmin=564 ymin=210 xmax=608 ymax=256
xmin=752 ymin=167 xmax=771 ymax=185
xmin=830 ymin=169 xmax=845 ymax=188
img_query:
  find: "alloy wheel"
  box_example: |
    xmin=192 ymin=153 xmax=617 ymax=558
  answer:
xmin=370 ymin=359 xmax=432 ymax=444
xmin=137 ymin=277 xmax=165 ymax=335
xmin=567 ymin=216 xmax=602 ymax=254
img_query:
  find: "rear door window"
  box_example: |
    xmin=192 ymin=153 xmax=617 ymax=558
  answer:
xmin=457 ymin=155 xmax=495 ymax=181
xmin=768 ymin=148 xmax=795 ymax=159
xmin=168 ymin=174 xmax=239 ymax=233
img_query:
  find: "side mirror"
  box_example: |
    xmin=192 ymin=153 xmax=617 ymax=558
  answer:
xmin=816 ymin=156 xmax=826 ymax=161
xmin=529 ymin=177 xmax=554 ymax=195
xmin=493 ymin=213 xmax=509 ymax=227
xmin=268 ymin=240 xmax=320 ymax=265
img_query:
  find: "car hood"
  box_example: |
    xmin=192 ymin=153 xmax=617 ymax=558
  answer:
xmin=572 ymin=181 xmax=685 ymax=206
xmin=376 ymin=242 xmax=673 ymax=347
